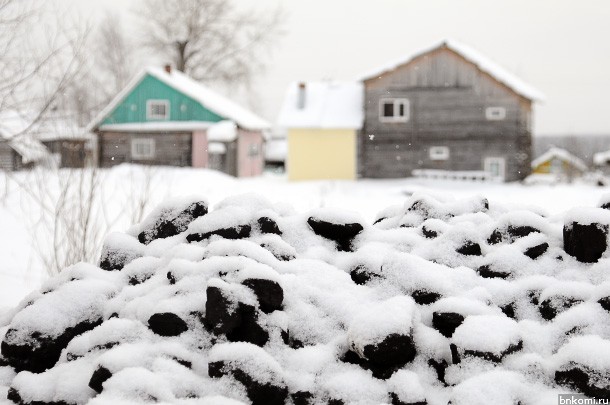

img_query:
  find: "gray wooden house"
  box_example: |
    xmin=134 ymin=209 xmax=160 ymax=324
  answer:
xmin=358 ymin=39 xmax=544 ymax=181
xmin=0 ymin=111 xmax=50 ymax=171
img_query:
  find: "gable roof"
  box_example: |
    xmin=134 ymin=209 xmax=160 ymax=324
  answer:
xmin=0 ymin=111 xmax=49 ymax=163
xmin=277 ymin=81 xmax=363 ymax=129
xmin=532 ymin=146 xmax=587 ymax=171
xmin=87 ymin=67 xmax=271 ymax=132
xmin=360 ymin=39 xmax=545 ymax=102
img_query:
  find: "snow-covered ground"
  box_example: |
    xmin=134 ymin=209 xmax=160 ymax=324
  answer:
xmin=0 ymin=164 xmax=608 ymax=313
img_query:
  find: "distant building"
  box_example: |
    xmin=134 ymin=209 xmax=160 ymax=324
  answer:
xmin=0 ymin=111 xmax=49 ymax=171
xmin=278 ymin=82 xmax=363 ymax=180
xmin=37 ymin=116 xmax=94 ymax=168
xmin=359 ymin=39 xmax=544 ymax=182
xmin=531 ymin=146 xmax=587 ymax=179
xmin=87 ymin=66 xmax=270 ymax=177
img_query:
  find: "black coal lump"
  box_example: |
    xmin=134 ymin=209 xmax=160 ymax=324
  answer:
xmin=349 ymin=265 xmax=382 ymax=286
xmin=89 ymin=365 xmax=113 ymax=393
xmin=555 ymin=366 xmax=610 ymax=399
xmin=432 ymin=312 xmax=465 ymax=338
xmin=208 ymin=361 xmax=288 ymax=405
xmin=477 ymin=265 xmax=510 ymax=279
xmin=138 ymin=201 xmax=208 ymax=245
xmin=204 ymin=286 xmax=269 ymax=346
xmin=291 ymin=391 xmax=314 ymax=405
xmin=226 ymin=304 xmax=269 ymax=347
xmin=539 ymin=297 xmax=583 ymax=321
xmin=343 ymin=333 xmax=417 ymax=380
xmin=147 ymin=312 xmax=188 ymax=337
xmin=99 ymin=240 xmax=143 ymax=271
xmin=258 ymin=216 xmax=282 ymax=235
xmin=501 ymin=303 xmax=516 ymax=319
xmin=411 ymin=290 xmax=441 ymax=305
xmin=421 ymin=225 xmax=438 ymax=239
xmin=524 ymin=243 xmax=549 ymax=260
xmin=186 ymin=224 xmax=251 ymax=243
xmin=564 ymin=221 xmax=608 ymax=263
xmin=599 ymin=297 xmax=610 ymax=312
xmin=362 ymin=333 xmax=416 ymax=372
xmin=1 ymin=318 xmax=102 ymax=373
xmin=307 ymin=217 xmax=363 ymax=252
xmin=456 ymin=241 xmax=482 ymax=256
xmin=241 ymin=278 xmax=284 ymax=314
xmin=462 ymin=340 xmax=523 ymax=363
xmin=204 ymin=286 xmax=243 ymax=335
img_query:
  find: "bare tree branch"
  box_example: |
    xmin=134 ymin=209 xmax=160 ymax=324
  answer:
xmin=135 ymin=0 xmax=284 ymax=86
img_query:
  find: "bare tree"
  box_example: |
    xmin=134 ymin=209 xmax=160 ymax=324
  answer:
xmin=0 ymin=0 xmax=90 ymax=138
xmin=136 ymin=0 xmax=283 ymax=84
xmin=94 ymin=11 xmax=136 ymax=98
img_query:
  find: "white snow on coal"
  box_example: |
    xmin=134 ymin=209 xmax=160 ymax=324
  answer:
xmin=2 ymin=189 xmax=610 ymax=404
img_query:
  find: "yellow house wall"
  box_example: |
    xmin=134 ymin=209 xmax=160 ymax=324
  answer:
xmin=287 ymin=128 xmax=356 ymax=181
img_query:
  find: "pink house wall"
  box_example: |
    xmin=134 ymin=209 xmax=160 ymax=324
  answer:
xmin=237 ymin=130 xmax=264 ymax=177
xmin=191 ymin=130 xmax=208 ymax=168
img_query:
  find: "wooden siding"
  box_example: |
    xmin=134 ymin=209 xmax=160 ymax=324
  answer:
xmin=101 ymin=74 xmax=224 ymax=125
xmin=0 ymin=141 xmax=16 ymax=170
xmin=98 ymin=132 xmax=192 ymax=168
xmin=360 ymin=47 xmax=533 ymax=181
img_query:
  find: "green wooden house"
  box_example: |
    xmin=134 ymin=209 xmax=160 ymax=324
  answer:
xmin=87 ymin=66 xmax=270 ymax=177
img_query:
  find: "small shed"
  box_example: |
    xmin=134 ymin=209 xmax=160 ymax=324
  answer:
xmin=37 ymin=117 xmax=94 ymax=168
xmin=278 ymin=81 xmax=363 ymax=181
xmin=0 ymin=111 xmax=49 ymax=171
xmin=531 ymin=147 xmax=587 ymax=178
xmin=87 ymin=66 xmax=270 ymax=177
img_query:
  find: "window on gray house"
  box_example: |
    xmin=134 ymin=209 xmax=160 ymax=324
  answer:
xmin=379 ymin=98 xmax=409 ymax=122
xmin=131 ymin=138 xmax=156 ymax=160
xmin=485 ymin=106 xmax=506 ymax=121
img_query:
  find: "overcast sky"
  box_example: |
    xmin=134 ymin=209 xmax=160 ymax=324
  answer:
xmin=71 ymin=0 xmax=610 ymax=135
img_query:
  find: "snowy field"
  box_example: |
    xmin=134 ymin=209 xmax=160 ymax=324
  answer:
xmin=0 ymin=164 xmax=608 ymax=314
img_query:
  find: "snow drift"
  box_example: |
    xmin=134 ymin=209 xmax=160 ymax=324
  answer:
xmin=2 ymin=192 xmax=610 ymax=404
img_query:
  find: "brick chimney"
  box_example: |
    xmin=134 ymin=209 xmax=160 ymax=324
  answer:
xmin=297 ymin=82 xmax=306 ymax=109
xmin=164 ymin=64 xmax=172 ymax=74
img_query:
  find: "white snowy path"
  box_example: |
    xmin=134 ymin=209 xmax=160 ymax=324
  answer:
xmin=0 ymin=164 xmax=608 ymax=314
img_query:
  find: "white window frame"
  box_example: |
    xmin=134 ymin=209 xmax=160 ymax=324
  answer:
xmin=485 ymin=106 xmax=506 ymax=121
xmin=429 ymin=146 xmax=450 ymax=161
xmin=131 ymin=138 xmax=156 ymax=160
xmin=379 ymin=98 xmax=410 ymax=122
xmin=484 ymin=157 xmax=506 ymax=181
xmin=146 ymin=100 xmax=170 ymax=120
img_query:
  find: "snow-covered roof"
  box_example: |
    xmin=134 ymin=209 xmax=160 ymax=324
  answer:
xmin=207 ymin=121 xmax=237 ymax=142
xmin=594 ymin=150 xmax=610 ymax=166
xmin=98 ymin=121 xmax=215 ymax=133
xmin=277 ymin=81 xmax=364 ymax=129
xmin=36 ymin=116 xmax=93 ymax=142
xmin=360 ymin=39 xmax=545 ymax=102
xmin=0 ymin=111 xmax=49 ymax=163
xmin=532 ymin=146 xmax=588 ymax=171
xmin=264 ymin=138 xmax=287 ymax=163
xmin=208 ymin=142 xmax=227 ymax=155
xmin=88 ymin=67 xmax=271 ymax=132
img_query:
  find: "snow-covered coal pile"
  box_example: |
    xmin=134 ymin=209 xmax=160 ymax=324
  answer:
xmin=2 ymin=192 xmax=610 ymax=404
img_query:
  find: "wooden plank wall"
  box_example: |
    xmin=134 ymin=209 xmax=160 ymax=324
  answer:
xmin=0 ymin=142 xmax=15 ymax=170
xmin=98 ymin=132 xmax=192 ymax=168
xmin=360 ymin=47 xmax=532 ymax=181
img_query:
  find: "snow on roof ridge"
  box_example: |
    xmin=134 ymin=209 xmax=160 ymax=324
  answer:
xmin=146 ymin=67 xmax=271 ymax=130
xmin=359 ymin=38 xmax=545 ymax=102
xmin=531 ymin=146 xmax=588 ymax=171
xmin=87 ymin=67 xmax=271 ymax=132
xmin=277 ymin=80 xmax=363 ymax=129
